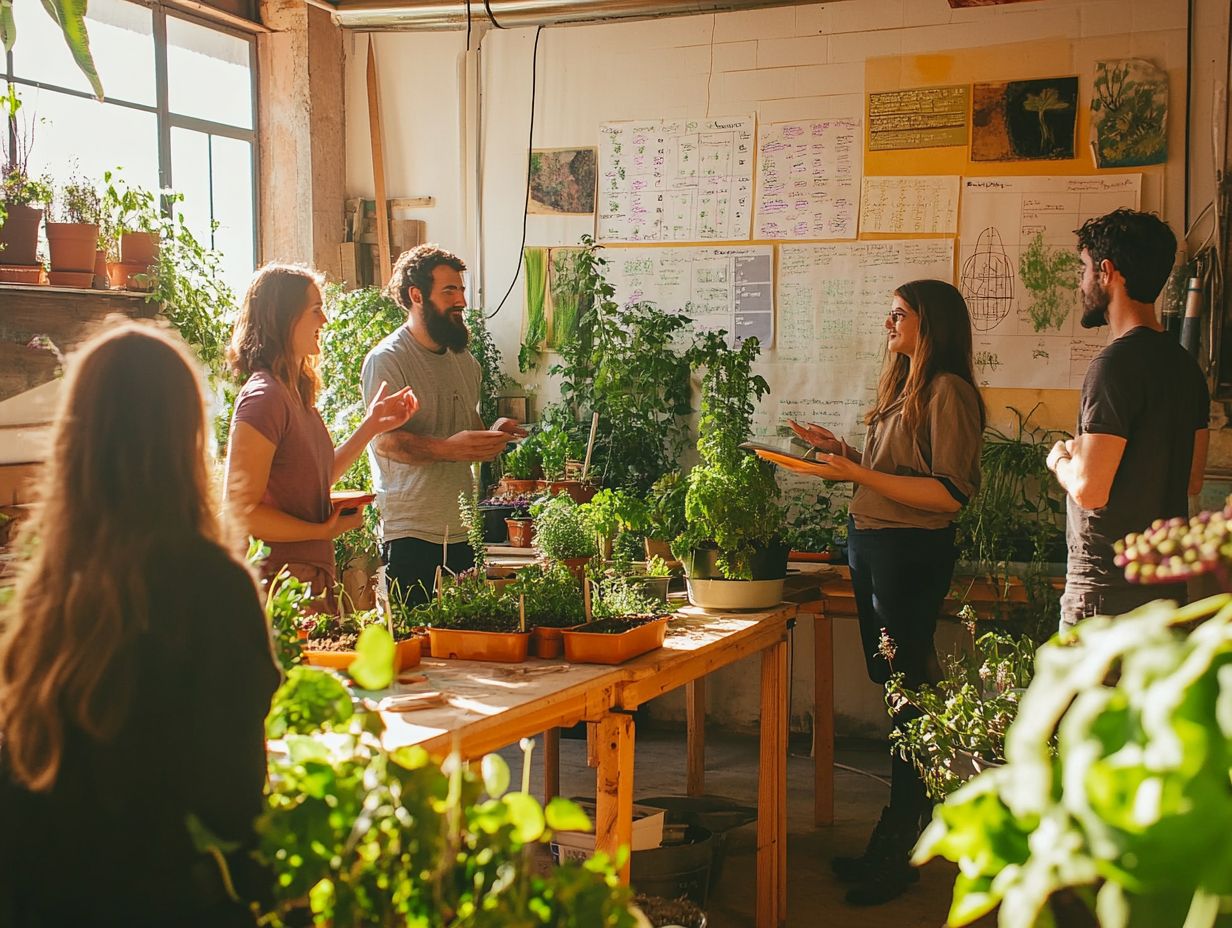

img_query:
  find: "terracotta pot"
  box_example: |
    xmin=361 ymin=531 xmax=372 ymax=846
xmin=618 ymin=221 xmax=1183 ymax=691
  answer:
xmin=0 ymin=205 xmax=43 ymax=266
xmin=531 ymin=625 xmax=568 ymax=659
xmin=107 ymin=260 xmax=155 ymax=291
xmin=45 ymin=221 xmax=99 ymax=272
xmin=0 ymin=265 xmax=44 ymax=284
xmin=537 ymin=479 xmax=598 ymax=505
xmin=120 ymin=230 xmax=159 ymax=266
xmin=427 ymin=627 xmax=530 ymax=662
xmin=47 ymin=269 xmax=95 ymax=288
xmin=556 ymin=555 xmax=593 ymax=580
xmin=302 ymin=636 xmax=422 ymax=673
xmin=506 ymin=518 xmax=535 ymax=548
xmin=788 ymin=550 xmax=832 ymax=563
xmin=502 ymin=478 xmax=539 ymax=496
xmin=644 ymin=537 xmax=682 ymax=568
xmin=562 ymin=616 xmax=670 ymax=664
xmin=93 ymin=249 xmax=109 ymax=289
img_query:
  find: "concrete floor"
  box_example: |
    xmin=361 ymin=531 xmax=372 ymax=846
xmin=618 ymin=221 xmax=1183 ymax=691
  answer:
xmin=499 ymin=726 xmax=989 ymax=928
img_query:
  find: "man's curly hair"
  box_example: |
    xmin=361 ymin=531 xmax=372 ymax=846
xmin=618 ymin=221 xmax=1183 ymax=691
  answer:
xmin=385 ymin=244 xmax=467 ymax=311
xmin=1075 ymin=208 xmax=1176 ymax=304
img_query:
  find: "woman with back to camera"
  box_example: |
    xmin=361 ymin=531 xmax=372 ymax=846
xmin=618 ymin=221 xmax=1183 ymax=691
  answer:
xmin=780 ymin=279 xmax=985 ymax=906
xmin=0 ymin=321 xmax=279 ymax=926
xmin=225 ymin=263 xmax=418 ymax=608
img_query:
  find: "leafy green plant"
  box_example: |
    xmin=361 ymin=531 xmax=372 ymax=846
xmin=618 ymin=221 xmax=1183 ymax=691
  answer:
xmin=916 ymin=594 xmax=1232 ymax=928
xmin=589 ymin=575 xmax=667 ymax=620
xmin=886 ymin=606 xmax=1038 ymax=800
xmin=409 ymin=568 xmax=521 ymax=632
xmin=581 ymin=488 xmax=649 ymax=560
xmin=1 ymin=86 xmax=52 ymax=209
xmin=465 ymin=305 xmax=508 ymax=427
xmin=673 ymin=333 xmax=784 ymax=579
xmin=53 ymin=174 xmax=100 ymax=224
xmin=644 ymin=555 xmax=671 ymax=578
xmin=783 ymin=491 xmax=847 ymax=554
xmin=509 ymin=561 xmax=584 ymax=629
xmin=533 ymin=492 xmax=598 ymax=562
xmin=502 ymin=434 xmax=541 ymax=481
xmin=543 ymin=235 xmax=696 ymax=492
xmin=99 ymin=168 xmax=159 ymax=256
xmin=458 ymin=490 xmax=487 ymax=574
xmin=263 ymin=565 xmax=318 ymax=673
xmin=1 ymin=3 xmax=105 ymax=99
xmin=645 ymin=471 xmax=688 ymax=542
xmin=539 ymin=426 xmax=578 ymax=482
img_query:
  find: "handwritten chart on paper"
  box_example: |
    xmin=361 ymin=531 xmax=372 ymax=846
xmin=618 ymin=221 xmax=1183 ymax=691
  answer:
xmin=597 ymin=116 xmax=754 ymax=243
xmin=859 ymin=176 xmax=960 ymax=234
xmin=604 ymin=245 xmax=774 ymax=347
xmin=753 ymin=118 xmax=861 ymax=240
xmin=867 ymin=85 xmax=969 ymax=151
xmin=767 ymin=239 xmax=955 ymax=443
xmin=958 ymin=174 xmax=1141 ymax=389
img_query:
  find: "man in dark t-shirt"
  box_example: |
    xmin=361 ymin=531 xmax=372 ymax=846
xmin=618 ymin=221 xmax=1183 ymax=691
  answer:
xmin=1047 ymin=209 xmax=1209 ymax=626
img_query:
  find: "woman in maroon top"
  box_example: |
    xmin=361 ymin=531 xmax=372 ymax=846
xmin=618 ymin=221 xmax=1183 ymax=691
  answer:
xmin=224 ymin=263 xmax=418 ymax=606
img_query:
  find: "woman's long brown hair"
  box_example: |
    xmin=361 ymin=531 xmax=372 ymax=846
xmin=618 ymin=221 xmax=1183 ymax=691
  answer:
xmin=866 ymin=279 xmax=986 ymax=434
xmin=228 ymin=263 xmax=323 ymax=406
xmin=0 ymin=321 xmax=227 ymax=791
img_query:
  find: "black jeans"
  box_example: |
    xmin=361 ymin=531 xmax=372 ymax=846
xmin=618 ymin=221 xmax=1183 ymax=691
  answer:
xmin=381 ymin=536 xmax=475 ymax=607
xmin=847 ymin=520 xmax=957 ymax=823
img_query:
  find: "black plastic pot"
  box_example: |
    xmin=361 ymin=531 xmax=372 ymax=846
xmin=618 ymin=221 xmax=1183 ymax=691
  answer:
xmin=630 ymin=825 xmax=715 ymax=907
xmin=640 ymin=796 xmax=757 ymax=896
xmin=682 ymin=540 xmax=789 ymax=580
xmin=478 ymin=504 xmax=517 ymax=543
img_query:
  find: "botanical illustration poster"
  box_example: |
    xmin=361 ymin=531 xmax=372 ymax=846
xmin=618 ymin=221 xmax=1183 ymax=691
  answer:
xmin=603 ymin=245 xmax=773 ymax=347
xmin=1090 ymin=59 xmax=1168 ymax=168
xmin=972 ymin=77 xmax=1078 ymax=162
xmin=518 ymin=247 xmax=593 ymax=371
xmin=528 ymin=148 xmax=597 ymax=214
xmin=958 ymin=174 xmax=1141 ymax=389
xmin=753 ymin=117 xmax=861 ymax=240
xmin=597 ymin=116 xmax=755 ymax=242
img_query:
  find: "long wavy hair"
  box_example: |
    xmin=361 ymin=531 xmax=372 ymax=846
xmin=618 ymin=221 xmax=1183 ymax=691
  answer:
xmin=866 ymin=279 xmax=986 ymax=434
xmin=0 ymin=321 xmax=228 ymax=791
xmin=228 ymin=263 xmax=324 ymax=406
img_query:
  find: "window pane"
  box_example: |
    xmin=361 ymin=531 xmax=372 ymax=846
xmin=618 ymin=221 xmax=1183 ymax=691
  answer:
xmin=12 ymin=0 xmax=155 ymax=106
xmin=166 ymin=16 xmax=253 ymax=129
xmin=171 ymin=127 xmax=254 ymax=298
xmin=23 ymin=86 xmax=159 ymax=195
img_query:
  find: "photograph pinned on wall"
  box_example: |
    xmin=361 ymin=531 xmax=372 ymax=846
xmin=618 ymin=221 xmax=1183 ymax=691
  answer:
xmin=972 ymin=77 xmax=1078 ymax=162
xmin=547 ymin=247 xmax=591 ymax=351
xmin=528 ymin=148 xmax=597 ymax=215
xmin=520 ymin=247 xmax=549 ymax=372
xmin=1090 ymin=59 xmax=1168 ymax=168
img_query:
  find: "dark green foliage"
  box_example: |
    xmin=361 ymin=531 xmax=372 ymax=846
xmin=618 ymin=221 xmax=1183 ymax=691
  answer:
xmin=533 ymin=492 xmax=598 ymax=561
xmin=783 ymin=491 xmax=848 ymax=554
xmin=465 ymin=305 xmax=508 ymax=427
xmin=408 ymin=569 xmax=521 ymax=632
xmin=509 ymin=561 xmax=585 ymax=628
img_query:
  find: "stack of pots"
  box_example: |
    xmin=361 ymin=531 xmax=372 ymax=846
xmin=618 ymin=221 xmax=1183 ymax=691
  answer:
xmin=45 ymin=219 xmax=100 ymax=288
xmin=0 ymin=204 xmax=45 ymax=285
xmin=107 ymin=231 xmax=159 ymax=292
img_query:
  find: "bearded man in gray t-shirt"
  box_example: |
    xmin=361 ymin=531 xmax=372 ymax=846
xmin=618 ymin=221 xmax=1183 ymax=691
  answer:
xmin=361 ymin=244 xmax=526 ymax=606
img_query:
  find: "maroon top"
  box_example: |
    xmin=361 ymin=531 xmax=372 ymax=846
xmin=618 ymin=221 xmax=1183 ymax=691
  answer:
xmin=232 ymin=370 xmax=335 ymax=580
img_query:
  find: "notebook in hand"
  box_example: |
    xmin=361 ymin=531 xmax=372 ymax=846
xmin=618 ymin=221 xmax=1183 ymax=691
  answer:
xmin=738 ymin=441 xmax=820 ymax=465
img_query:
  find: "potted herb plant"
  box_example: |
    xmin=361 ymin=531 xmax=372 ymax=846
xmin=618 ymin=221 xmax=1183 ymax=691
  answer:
xmin=581 ymin=487 xmax=649 ymax=561
xmin=508 ymin=561 xmax=586 ymax=658
xmin=500 ymin=432 xmax=541 ymax=495
xmin=416 ymin=568 xmax=529 ymax=662
xmin=100 ymin=169 xmax=160 ymax=290
xmin=0 ymin=86 xmax=52 ymax=281
xmin=45 ymin=175 xmax=101 ymax=287
xmin=673 ymin=334 xmax=787 ymax=609
xmin=537 ymin=425 xmax=598 ymax=503
xmin=300 ymin=606 xmax=422 ymax=673
xmin=562 ymin=575 xmax=671 ymax=664
xmin=645 ymin=471 xmax=688 ymax=565
xmin=533 ymin=491 xmax=598 ymax=577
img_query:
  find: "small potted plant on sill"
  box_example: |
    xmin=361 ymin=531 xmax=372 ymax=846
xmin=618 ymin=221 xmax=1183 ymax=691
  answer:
xmin=45 ymin=173 xmax=100 ymax=287
xmin=533 ymin=491 xmax=598 ymax=578
xmin=562 ymin=574 xmax=672 ymax=664
xmin=100 ymin=168 xmax=160 ymax=290
xmin=0 ymin=86 xmax=52 ymax=281
xmin=508 ymin=561 xmax=586 ymax=658
xmin=500 ymin=432 xmax=541 ymax=495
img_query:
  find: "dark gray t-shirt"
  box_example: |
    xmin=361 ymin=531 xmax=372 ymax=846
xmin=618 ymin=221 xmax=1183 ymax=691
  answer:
xmin=1065 ymin=327 xmax=1209 ymax=599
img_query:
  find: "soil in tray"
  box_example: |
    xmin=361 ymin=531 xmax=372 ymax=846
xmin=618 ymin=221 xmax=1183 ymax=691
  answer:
xmin=303 ymin=632 xmax=360 ymax=651
xmin=573 ymin=614 xmax=667 ymax=634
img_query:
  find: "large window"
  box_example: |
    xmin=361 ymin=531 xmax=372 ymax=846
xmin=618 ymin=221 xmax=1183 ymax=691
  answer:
xmin=5 ymin=0 xmax=257 ymax=294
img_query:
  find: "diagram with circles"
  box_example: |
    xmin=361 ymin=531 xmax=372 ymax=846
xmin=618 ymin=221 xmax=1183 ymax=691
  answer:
xmin=958 ymin=174 xmax=1141 ymax=389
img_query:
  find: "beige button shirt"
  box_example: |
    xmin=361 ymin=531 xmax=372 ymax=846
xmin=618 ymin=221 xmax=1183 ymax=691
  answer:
xmin=849 ymin=372 xmax=983 ymax=530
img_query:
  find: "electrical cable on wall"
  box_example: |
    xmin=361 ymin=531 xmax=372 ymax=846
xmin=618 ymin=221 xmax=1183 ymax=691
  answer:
xmin=486 ymin=24 xmax=543 ymax=320
xmin=465 ymin=0 xmax=472 ymax=51
xmin=483 ymin=0 xmax=506 ymax=29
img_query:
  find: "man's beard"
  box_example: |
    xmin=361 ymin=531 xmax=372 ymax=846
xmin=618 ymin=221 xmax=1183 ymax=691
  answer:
xmin=423 ymin=301 xmax=470 ymax=351
xmin=1080 ymin=279 xmax=1109 ymax=329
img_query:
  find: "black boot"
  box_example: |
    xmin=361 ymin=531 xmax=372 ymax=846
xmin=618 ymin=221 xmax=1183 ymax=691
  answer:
xmin=843 ymin=811 xmax=922 ymax=906
xmin=831 ymin=806 xmax=922 ymax=885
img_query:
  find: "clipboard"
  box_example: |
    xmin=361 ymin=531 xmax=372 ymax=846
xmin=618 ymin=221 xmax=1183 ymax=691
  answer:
xmin=738 ymin=441 xmax=821 ymax=467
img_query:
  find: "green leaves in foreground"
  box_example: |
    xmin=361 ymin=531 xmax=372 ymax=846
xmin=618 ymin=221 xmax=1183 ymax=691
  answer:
xmin=916 ymin=595 xmax=1232 ymax=928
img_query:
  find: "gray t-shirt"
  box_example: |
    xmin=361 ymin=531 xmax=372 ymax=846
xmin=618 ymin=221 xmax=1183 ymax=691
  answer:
xmin=848 ymin=372 xmax=983 ymax=530
xmin=361 ymin=326 xmax=483 ymax=544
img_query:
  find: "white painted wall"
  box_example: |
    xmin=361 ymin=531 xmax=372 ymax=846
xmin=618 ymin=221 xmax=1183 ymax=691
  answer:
xmin=345 ymin=0 xmax=1216 ymax=736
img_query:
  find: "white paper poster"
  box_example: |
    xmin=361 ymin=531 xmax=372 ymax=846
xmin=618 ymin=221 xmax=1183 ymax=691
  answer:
xmin=604 ymin=245 xmax=774 ymax=347
xmin=754 ymin=117 xmax=861 ymax=240
xmin=597 ymin=116 xmax=755 ymax=243
xmin=772 ymin=239 xmax=955 ymax=442
xmin=859 ymin=175 xmax=960 ymax=234
xmin=958 ymin=174 xmax=1141 ymax=388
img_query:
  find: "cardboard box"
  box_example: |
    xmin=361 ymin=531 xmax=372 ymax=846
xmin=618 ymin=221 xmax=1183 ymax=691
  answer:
xmin=553 ymin=799 xmax=666 ymax=854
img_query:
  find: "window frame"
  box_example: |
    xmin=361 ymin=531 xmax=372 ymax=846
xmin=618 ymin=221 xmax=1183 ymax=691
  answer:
xmin=3 ymin=0 xmax=260 ymax=268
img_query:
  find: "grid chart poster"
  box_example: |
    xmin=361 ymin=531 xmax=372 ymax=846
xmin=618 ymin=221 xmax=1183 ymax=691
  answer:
xmin=604 ymin=245 xmax=774 ymax=347
xmin=958 ymin=174 xmax=1141 ymax=389
xmin=770 ymin=239 xmax=954 ymax=444
xmin=753 ymin=118 xmax=861 ymax=240
xmin=597 ymin=116 xmax=755 ymax=243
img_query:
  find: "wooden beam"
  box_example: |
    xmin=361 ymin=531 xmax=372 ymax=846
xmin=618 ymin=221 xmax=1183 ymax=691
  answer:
xmin=543 ymin=727 xmax=560 ymax=806
xmin=757 ymin=641 xmax=787 ymax=928
xmin=366 ymin=36 xmax=392 ymax=284
xmin=813 ymin=610 xmax=834 ymax=826
xmin=594 ymin=712 xmax=634 ymax=884
xmin=389 ymin=197 xmax=436 ymax=210
xmin=686 ymin=678 xmax=705 ymax=796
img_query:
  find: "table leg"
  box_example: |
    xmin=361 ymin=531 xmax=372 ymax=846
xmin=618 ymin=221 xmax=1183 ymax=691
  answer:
xmin=586 ymin=722 xmax=599 ymax=768
xmin=543 ymin=728 xmax=560 ymax=805
xmin=594 ymin=712 xmax=635 ymax=884
xmin=757 ymin=639 xmax=788 ymax=928
xmin=813 ymin=611 xmax=834 ymax=826
xmin=686 ymin=678 xmax=705 ymax=796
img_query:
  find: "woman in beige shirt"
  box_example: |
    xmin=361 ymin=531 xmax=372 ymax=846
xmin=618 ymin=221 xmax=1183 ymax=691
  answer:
xmin=782 ymin=279 xmax=984 ymax=906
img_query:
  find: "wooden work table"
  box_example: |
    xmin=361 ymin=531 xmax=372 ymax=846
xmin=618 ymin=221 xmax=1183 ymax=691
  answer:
xmin=379 ymin=603 xmax=797 ymax=928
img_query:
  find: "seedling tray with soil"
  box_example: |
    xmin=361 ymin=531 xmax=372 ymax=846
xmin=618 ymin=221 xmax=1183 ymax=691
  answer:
xmin=562 ymin=614 xmax=670 ymax=664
